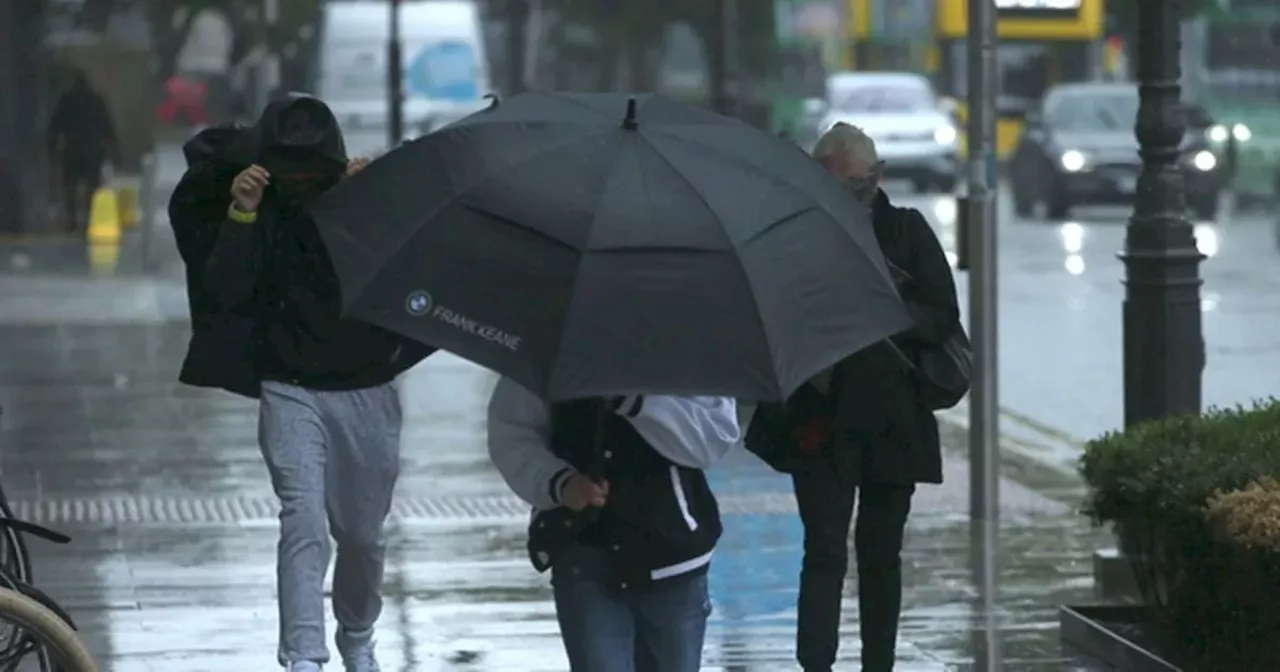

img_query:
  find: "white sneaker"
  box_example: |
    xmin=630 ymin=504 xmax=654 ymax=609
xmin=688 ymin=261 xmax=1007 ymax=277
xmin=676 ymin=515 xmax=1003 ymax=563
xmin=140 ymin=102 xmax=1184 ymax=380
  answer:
xmin=286 ymin=662 xmax=323 ymax=672
xmin=335 ymin=628 xmax=381 ymax=672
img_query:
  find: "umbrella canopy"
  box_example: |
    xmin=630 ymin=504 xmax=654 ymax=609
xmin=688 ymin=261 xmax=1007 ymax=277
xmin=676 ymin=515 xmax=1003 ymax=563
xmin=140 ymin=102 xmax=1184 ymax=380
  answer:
xmin=310 ymin=92 xmax=911 ymax=401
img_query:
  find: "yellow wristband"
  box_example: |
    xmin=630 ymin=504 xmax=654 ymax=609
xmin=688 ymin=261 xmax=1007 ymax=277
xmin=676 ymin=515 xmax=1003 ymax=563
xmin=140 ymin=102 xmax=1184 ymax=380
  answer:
xmin=228 ymin=204 xmax=258 ymax=223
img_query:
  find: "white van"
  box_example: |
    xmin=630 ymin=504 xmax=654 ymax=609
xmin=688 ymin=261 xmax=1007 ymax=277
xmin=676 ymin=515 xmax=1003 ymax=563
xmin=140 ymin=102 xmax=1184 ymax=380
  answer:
xmin=317 ymin=0 xmax=490 ymax=153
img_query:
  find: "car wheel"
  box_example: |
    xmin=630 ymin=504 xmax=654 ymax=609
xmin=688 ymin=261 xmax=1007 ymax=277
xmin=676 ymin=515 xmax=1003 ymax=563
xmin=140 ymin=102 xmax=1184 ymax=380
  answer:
xmin=933 ymin=174 xmax=958 ymax=193
xmin=911 ymin=178 xmax=931 ymax=194
xmin=1191 ymin=192 xmax=1219 ymax=220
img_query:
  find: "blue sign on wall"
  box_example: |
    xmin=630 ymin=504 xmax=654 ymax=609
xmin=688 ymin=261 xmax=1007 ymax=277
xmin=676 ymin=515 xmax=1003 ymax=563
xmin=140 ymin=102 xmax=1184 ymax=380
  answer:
xmin=407 ymin=41 xmax=480 ymax=102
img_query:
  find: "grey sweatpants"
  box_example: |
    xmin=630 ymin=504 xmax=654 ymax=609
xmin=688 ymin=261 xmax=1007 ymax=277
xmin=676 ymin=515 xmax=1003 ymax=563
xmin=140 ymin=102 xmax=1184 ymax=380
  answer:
xmin=258 ymin=380 xmax=402 ymax=666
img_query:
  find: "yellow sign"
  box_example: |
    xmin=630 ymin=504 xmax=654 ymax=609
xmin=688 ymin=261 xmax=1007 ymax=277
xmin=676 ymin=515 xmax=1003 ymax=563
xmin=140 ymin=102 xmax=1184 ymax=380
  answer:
xmin=937 ymin=0 xmax=1104 ymax=40
xmin=951 ymin=105 xmax=1027 ymax=160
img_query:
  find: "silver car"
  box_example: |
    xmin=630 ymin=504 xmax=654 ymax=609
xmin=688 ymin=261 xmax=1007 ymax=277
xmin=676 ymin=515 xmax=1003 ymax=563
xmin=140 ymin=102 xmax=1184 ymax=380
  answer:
xmin=817 ymin=72 xmax=960 ymax=193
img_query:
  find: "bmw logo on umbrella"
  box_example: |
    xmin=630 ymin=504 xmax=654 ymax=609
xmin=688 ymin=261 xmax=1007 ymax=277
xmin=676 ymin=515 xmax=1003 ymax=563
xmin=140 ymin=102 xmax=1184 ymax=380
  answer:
xmin=405 ymin=290 xmax=433 ymax=317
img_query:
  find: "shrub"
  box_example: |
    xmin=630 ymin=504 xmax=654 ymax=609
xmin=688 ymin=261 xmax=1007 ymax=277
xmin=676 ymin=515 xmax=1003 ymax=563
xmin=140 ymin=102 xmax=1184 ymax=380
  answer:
xmin=1202 ymin=481 xmax=1280 ymax=669
xmin=1079 ymin=399 xmax=1280 ymax=668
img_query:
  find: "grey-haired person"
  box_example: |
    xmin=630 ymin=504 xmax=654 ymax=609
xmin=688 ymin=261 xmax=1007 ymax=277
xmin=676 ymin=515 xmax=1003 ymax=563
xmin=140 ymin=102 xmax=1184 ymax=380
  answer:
xmin=789 ymin=123 xmax=960 ymax=671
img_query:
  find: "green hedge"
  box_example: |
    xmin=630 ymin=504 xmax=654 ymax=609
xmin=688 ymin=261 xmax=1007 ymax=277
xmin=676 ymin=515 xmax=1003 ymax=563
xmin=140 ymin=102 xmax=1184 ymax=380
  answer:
xmin=1080 ymin=400 xmax=1280 ymax=669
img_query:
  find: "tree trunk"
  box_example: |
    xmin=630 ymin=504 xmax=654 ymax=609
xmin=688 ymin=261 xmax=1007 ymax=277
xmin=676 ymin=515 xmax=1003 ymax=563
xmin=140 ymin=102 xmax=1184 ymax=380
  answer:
xmin=623 ymin=33 xmax=652 ymax=92
xmin=703 ymin=0 xmax=730 ymax=115
xmin=593 ymin=41 xmax=620 ymax=91
xmin=504 ymin=0 xmax=529 ymax=95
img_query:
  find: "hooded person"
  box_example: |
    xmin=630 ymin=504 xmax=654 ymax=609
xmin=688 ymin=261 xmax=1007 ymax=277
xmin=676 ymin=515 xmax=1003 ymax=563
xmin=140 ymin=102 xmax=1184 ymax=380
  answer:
xmin=47 ymin=70 xmax=117 ymax=232
xmin=167 ymin=94 xmax=434 ymax=672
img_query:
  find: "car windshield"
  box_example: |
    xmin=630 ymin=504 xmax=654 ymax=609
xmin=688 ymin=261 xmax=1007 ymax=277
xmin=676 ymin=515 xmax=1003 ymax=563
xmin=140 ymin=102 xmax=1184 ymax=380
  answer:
xmin=1046 ymin=92 xmax=1139 ymax=132
xmin=829 ymin=81 xmax=933 ymax=113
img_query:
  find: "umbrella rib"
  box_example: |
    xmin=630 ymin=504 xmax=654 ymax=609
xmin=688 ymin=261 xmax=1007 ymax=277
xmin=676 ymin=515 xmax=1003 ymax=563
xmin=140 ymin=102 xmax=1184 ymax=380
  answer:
xmin=542 ymin=92 xmax=620 ymax=119
xmin=645 ymin=127 xmax=890 ymax=277
xmin=544 ymin=135 xmax=638 ymax=397
xmin=351 ymin=129 xmax=613 ymax=307
xmin=634 ymin=133 xmax=784 ymax=398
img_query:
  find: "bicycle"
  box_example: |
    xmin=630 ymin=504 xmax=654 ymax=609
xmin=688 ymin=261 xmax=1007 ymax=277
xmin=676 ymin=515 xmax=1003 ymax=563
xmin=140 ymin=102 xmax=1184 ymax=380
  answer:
xmin=0 ymin=408 xmax=98 ymax=671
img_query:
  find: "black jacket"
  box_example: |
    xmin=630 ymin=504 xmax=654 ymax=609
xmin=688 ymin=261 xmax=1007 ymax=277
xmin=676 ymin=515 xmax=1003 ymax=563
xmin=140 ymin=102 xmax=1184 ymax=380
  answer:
xmin=828 ymin=190 xmax=959 ymax=485
xmin=48 ymin=83 xmax=116 ymax=175
xmin=169 ymin=96 xmax=433 ymax=397
xmin=528 ymin=398 xmax=722 ymax=591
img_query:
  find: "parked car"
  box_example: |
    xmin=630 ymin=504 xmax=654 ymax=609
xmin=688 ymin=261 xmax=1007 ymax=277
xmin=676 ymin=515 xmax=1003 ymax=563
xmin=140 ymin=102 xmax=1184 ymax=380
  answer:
xmin=1008 ymin=82 xmax=1224 ymax=220
xmin=816 ymin=71 xmax=960 ymax=193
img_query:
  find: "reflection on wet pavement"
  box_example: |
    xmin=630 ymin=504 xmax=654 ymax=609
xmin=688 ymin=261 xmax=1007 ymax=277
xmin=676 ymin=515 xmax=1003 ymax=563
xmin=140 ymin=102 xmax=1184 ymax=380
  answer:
xmin=914 ymin=189 xmax=1280 ymax=458
xmin=0 ymin=321 xmax=1109 ymax=670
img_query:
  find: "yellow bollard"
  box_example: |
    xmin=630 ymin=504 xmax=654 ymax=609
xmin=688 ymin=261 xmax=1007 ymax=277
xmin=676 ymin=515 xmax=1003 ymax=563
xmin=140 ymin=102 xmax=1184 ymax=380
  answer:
xmin=86 ymin=186 xmax=122 ymax=245
xmin=117 ymin=183 xmax=139 ymax=228
xmin=87 ymin=242 xmax=120 ymax=276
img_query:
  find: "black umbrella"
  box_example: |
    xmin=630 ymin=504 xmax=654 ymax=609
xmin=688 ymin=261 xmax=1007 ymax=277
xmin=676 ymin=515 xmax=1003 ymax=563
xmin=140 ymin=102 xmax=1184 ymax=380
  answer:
xmin=310 ymin=91 xmax=911 ymax=401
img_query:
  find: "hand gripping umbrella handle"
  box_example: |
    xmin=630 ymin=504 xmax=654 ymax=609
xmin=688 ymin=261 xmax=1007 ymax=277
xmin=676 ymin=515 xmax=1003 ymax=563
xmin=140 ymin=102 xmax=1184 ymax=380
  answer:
xmin=580 ymin=402 xmax=610 ymax=524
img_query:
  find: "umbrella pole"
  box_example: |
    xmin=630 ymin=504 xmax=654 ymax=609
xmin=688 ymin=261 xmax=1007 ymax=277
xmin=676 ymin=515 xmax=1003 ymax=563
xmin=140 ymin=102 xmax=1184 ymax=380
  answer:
xmin=587 ymin=402 xmax=607 ymax=482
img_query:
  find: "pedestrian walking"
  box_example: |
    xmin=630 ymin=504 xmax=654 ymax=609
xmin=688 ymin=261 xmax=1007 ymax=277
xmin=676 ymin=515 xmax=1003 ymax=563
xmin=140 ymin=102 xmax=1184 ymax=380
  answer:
xmin=47 ymin=71 xmax=117 ymax=233
xmin=168 ymin=94 xmax=434 ymax=672
xmin=486 ymin=378 xmax=741 ymax=671
xmin=747 ymin=123 xmax=963 ymax=672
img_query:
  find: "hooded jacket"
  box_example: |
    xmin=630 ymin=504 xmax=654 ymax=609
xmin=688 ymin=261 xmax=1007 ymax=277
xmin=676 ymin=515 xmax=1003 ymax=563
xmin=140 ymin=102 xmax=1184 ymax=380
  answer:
xmin=169 ymin=95 xmax=433 ymax=397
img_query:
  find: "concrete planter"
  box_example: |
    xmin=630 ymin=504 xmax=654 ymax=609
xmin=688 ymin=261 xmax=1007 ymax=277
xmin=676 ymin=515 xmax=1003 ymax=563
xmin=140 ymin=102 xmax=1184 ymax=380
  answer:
xmin=1059 ymin=604 xmax=1183 ymax=672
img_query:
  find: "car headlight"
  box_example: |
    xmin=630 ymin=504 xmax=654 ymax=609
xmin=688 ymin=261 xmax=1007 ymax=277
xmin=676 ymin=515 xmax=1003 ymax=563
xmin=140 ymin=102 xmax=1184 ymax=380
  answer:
xmin=1192 ymin=150 xmax=1217 ymax=171
xmin=933 ymin=124 xmax=957 ymax=145
xmin=1060 ymin=150 xmax=1087 ymax=172
xmin=1232 ymin=123 xmax=1251 ymax=142
xmin=1207 ymin=125 xmax=1229 ymax=143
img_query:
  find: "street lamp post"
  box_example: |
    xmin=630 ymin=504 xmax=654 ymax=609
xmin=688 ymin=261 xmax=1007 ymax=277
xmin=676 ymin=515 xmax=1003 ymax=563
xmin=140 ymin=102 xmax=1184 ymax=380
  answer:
xmin=1120 ymin=0 xmax=1205 ymax=428
xmin=387 ymin=0 xmax=404 ymax=149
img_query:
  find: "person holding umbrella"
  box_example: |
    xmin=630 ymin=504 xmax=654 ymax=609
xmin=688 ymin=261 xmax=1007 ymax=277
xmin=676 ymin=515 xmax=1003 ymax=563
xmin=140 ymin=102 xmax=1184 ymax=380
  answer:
xmin=487 ymin=378 xmax=741 ymax=671
xmin=168 ymin=94 xmax=433 ymax=672
xmin=306 ymin=94 xmax=921 ymax=665
xmin=787 ymin=123 xmax=960 ymax=672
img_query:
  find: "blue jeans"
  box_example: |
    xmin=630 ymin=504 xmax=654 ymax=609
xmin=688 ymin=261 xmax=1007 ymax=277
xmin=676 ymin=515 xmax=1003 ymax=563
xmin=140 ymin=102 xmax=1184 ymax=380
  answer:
xmin=551 ymin=544 xmax=711 ymax=672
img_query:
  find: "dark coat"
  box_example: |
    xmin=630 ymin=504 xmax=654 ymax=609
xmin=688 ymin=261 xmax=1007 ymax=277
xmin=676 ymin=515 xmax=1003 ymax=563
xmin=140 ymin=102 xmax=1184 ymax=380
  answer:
xmin=48 ymin=83 xmax=117 ymax=176
xmin=168 ymin=95 xmax=432 ymax=398
xmin=828 ymin=189 xmax=960 ymax=486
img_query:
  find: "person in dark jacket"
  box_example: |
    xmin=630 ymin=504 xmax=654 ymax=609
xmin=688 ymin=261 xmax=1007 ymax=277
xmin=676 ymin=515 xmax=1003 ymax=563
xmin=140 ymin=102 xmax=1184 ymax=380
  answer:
xmin=47 ymin=71 xmax=117 ymax=233
xmin=167 ymin=95 xmax=433 ymax=672
xmin=487 ymin=378 xmax=741 ymax=671
xmin=790 ymin=123 xmax=960 ymax=672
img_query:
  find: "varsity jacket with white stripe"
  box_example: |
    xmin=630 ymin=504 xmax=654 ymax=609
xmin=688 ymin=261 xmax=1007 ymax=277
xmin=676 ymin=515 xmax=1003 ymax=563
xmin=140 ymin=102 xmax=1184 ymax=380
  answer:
xmin=486 ymin=377 xmax=740 ymax=590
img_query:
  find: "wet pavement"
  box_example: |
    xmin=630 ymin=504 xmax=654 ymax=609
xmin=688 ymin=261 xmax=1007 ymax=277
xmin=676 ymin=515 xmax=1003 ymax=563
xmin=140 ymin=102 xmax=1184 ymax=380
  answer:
xmin=0 ymin=322 xmax=1107 ymax=671
xmin=914 ymin=193 xmax=1280 ymax=468
xmin=8 ymin=182 xmax=1275 ymax=669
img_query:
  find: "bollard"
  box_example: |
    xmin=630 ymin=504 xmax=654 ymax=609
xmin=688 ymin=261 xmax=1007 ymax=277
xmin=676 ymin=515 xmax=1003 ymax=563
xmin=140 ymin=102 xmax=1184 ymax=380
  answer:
xmin=86 ymin=186 xmax=122 ymax=245
xmin=117 ymin=182 xmax=139 ymax=228
xmin=87 ymin=242 xmax=120 ymax=276
xmin=954 ymin=196 xmax=971 ymax=271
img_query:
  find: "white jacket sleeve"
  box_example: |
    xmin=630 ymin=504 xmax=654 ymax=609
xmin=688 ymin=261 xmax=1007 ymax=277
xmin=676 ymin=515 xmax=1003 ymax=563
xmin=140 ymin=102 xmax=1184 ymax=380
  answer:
xmin=613 ymin=395 xmax=741 ymax=469
xmin=486 ymin=377 xmax=575 ymax=510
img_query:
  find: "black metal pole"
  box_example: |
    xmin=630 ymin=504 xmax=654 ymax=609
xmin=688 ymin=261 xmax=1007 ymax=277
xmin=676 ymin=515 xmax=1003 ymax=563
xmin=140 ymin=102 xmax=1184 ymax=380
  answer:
xmin=1121 ymin=0 xmax=1205 ymax=428
xmin=387 ymin=0 xmax=404 ymax=148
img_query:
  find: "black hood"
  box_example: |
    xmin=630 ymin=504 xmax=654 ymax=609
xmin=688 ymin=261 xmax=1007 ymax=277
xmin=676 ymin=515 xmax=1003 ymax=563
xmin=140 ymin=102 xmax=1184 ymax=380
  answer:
xmin=227 ymin=94 xmax=349 ymax=206
xmin=224 ymin=93 xmax=348 ymax=168
xmin=181 ymin=123 xmax=247 ymax=168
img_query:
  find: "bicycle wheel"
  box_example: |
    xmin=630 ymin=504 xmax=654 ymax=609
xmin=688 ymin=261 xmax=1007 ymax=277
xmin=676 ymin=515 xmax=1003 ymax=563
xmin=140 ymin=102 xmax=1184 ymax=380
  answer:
xmin=0 ymin=588 xmax=95 ymax=672
xmin=0 ymin=486 xmax=31 ymax=585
